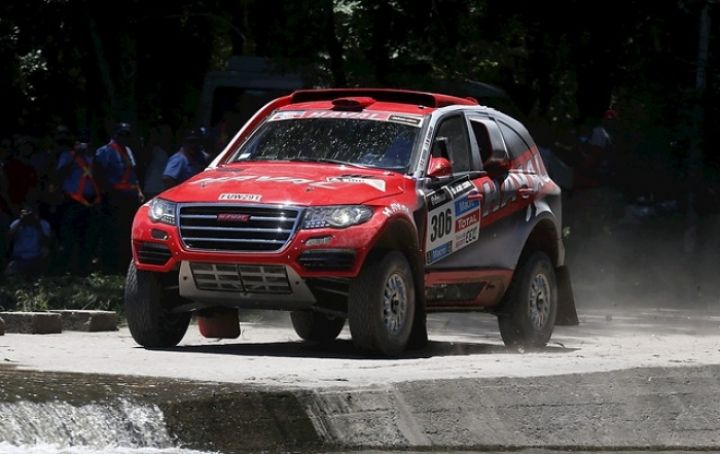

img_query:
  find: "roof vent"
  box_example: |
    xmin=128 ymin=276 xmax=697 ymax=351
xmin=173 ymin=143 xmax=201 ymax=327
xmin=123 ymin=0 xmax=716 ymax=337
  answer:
xmin=331 ymin=97 xmax=375 ymax=111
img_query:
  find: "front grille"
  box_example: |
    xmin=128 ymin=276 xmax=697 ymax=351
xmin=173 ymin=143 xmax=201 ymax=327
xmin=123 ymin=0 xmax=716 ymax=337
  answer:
xmin=298 ymin=249 xmax=356 ymax=271
xmin=179 ymin=204 xmax=302 ymax=252
xmin=190 ymin=263 xmax=291 ymax=294
xmin=137 ymin=242 xmax=172 ymax=266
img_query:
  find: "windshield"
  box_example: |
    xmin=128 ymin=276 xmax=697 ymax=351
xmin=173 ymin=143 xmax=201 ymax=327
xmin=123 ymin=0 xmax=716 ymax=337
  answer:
xmin=231 ymin=115 xmax=421 ymax=171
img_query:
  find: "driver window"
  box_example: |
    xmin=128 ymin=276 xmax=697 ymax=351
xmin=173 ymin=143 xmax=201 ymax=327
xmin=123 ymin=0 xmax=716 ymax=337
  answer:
xmin=434 ymin=116 xmax=471 ymax=173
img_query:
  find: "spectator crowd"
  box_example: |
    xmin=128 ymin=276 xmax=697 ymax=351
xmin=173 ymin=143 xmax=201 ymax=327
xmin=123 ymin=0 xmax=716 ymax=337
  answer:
xmin=0 ymin=122 xmax=213 ymax=279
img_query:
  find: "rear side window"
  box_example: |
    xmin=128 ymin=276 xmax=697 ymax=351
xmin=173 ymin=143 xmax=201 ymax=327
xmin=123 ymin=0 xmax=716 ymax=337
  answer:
xmin=469 ymin=120 xmax=493 ymax=165
xmin=498 ymin=121 xmax=531 ymax=160
xmin=434 ymin=116 xmax=471 ymax=173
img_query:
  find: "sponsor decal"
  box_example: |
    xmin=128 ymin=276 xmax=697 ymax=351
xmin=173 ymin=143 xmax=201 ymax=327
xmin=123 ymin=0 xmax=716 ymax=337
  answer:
xmin=326 ymin=176 xmax=386 ymax=192
xmin=195 ymin=175 xmax=336 ymax=189
xmin=268 ymin=110 xmax=424 ymax=127
xmin=427 ymin=188 xmax=451 ymax=211
xmin=455 ymin=210 xmax=479 ymax=231
xmin=382 ymin=202 xmax=411 ymax=217
xmin=388 ymin=114 xmax=423 ymax=127
xmin=448 ymin=179 xmax=474 ymax=197
xmin=195 ymin=175 xmax=388 ymax=191
xmin=217 ymin=213 xmax=251 ymax=223
xmin=303 ymin=111 xmax=389 ymax=120
xmin=455 ymin=196 xmax=480 ymax=216
xmin=426 ymin=241 xmax=452 ymax=264
xmin=454 ymin=227 xmax=478 ymax=249
xmin=218 ymin=193 xmax=262 ymax=202
xmin=425 ymin=177 xmax=482 ymax=265
xmin=268 ymin=111 xmax=305 ymax=121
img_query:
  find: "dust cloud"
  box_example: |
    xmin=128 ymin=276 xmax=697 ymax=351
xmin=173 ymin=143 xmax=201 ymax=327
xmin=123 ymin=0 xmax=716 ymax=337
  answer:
xmin=564 ymin=187 xmax=720 ymax=315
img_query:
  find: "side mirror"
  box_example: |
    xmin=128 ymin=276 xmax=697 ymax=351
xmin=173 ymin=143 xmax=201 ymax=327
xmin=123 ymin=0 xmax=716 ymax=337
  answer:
xmin=428 ymin=157 xmax=452 ymax=179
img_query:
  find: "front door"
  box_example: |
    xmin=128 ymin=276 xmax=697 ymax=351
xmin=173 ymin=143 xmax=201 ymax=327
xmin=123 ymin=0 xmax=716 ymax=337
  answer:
xmin=423 ymin=113 xmax=507 ymax=308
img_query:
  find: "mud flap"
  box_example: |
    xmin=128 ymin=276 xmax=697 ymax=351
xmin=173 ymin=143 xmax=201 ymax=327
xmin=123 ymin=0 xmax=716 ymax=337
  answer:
xmin=197 ymin=309 xmax=241 ymax=338
xmin=555 ymin=266 xmax=579 ymax=326
xmin=407 ymin=255 xmax=428 ymax=350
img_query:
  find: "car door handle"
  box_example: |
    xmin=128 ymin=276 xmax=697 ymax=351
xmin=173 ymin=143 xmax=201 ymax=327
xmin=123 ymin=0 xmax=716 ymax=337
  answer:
xmin=467 ymin=191 xmax=484 ymax=202
xmin=518 ymin=187 xmax=534 ymax=199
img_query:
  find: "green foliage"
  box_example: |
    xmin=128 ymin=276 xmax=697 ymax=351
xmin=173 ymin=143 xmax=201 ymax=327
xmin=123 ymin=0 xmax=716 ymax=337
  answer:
xmin=0 ymin=273 xmax=125 ymax=314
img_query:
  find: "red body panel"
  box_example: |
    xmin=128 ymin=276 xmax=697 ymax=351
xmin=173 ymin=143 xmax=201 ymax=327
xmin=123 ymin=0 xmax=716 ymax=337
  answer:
xmin=132 ymin=170 xmax=420 ymax=280
xmin=160 ymin=163 xmax=409 ymax=206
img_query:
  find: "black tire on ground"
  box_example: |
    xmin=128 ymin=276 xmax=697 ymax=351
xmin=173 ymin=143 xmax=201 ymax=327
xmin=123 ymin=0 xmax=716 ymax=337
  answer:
xmin=348 ymin=251 xmax=415 ymax=356
xmin=124 ymin=261 xmax=191 ymax=348
xmin=498 ymin=251 xmax=557 ymax=349
xmin=290 ymin=311 xmax=345 ymax=343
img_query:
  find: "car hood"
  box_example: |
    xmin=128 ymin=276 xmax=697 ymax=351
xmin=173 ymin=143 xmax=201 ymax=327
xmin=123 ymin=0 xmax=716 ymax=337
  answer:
xmin=158 ymin=162 xmax=410 ymax=206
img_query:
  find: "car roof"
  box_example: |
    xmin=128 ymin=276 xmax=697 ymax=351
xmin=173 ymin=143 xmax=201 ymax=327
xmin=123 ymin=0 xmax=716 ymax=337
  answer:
xmin=280 ymin=88 xmax=478 ymax=116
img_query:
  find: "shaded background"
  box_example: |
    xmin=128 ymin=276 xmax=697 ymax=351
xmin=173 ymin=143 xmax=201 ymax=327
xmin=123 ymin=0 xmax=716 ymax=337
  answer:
xmin=2 ymin=0 xmax=720 ymax=307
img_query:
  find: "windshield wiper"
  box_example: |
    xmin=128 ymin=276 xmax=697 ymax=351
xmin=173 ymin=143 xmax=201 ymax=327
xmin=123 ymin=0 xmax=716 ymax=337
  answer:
xmin=286 ymin=156 xmax=369 ymax=168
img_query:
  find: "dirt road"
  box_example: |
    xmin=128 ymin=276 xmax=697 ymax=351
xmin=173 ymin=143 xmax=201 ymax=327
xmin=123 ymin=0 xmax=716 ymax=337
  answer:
xmin=1 ymin=307 xmax=719 ymax=387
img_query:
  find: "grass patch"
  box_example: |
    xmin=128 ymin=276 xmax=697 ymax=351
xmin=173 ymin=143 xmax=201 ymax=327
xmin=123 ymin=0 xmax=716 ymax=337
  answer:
xmin=0 ymin=273 xmax=125 ymax=313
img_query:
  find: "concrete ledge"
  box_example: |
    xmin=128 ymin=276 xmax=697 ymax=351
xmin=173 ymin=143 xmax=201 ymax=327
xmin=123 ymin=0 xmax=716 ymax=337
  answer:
xmin=0 ymin=312 xmax=62 ymax=334
xmin=49 ymin=310 xmax=118 ymax=332
xmin=3 ymin=365 xmax=720 ymax=452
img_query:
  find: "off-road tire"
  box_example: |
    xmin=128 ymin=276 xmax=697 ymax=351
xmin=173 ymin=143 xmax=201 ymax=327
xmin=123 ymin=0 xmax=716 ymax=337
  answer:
xmin=348 ymin=251 xmax=415 ymax=356
xmin=124 ymin=262 xmax=191 ymax=348
xmin=498 ymin=251 xmax=557 ymax=349
xmin=290 ymin=311 xmax=345 ymax=343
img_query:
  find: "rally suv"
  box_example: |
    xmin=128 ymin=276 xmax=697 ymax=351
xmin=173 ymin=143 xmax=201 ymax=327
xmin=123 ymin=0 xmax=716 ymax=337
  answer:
xmin=125 ymin=88 xmax=577 ymax=356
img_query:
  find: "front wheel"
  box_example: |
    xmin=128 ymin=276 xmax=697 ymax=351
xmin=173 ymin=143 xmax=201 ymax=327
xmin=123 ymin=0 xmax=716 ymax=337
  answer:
xmin=348 ymin=251 xmax=416 ymax=356
xmin=124 ymin=262 xmax=190 ymax=348
xmin=290 ymin=311 xmax=345 ymax=343
xmin=498 ymin=251 xmax=557 ymax=349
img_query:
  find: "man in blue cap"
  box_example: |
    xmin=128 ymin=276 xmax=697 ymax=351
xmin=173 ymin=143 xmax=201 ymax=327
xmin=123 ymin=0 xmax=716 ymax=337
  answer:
xmin=94 ymin=122 xmax=144 ymax=273
xmin=162 ymin=128 xmax=209 ymax=189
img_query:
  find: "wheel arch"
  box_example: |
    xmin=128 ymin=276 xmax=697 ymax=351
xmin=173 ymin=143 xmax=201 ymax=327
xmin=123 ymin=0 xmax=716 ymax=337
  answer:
xmin=367 ymin=217 xmax=423 ymax=278
xmin=516 ymin=214 xmax=578 ymax=326
xmin=520 ymin=216 xmax=562 ymax=267
xmin=365 ymin=217 xmax=425 ymax=307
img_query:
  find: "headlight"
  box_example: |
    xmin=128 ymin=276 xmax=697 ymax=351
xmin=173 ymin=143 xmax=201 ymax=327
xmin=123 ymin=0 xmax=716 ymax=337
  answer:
xmin=303 ymin=206 xmax=373 ymax=229
xmin=148 ymin=198 xmax=177 ymax=225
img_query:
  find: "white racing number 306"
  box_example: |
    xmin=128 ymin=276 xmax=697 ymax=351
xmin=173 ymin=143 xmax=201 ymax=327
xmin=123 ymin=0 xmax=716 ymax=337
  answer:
xmin=429 ymin=208 xmax=452 ymax=242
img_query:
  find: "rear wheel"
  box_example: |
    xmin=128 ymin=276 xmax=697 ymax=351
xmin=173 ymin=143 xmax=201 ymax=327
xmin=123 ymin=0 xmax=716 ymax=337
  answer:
xmin=498 ymin=251 xmax=557 ymax=349
xmin=348 ymin=251 xmax=415 ymax=356
xmin=290 ymin=311 xmax=345 ymax=343
xmin=124 ymin=262 xmax=190 ymax=348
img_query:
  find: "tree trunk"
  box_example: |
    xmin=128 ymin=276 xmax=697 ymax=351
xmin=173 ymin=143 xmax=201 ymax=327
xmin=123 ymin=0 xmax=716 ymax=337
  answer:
xmin=87 ymin=16 xmax=116 ymax=120
xmin=325 ymin=0 xmax=347 ymax=87
xmin=684 ymin=0 xmax=711 ymax=255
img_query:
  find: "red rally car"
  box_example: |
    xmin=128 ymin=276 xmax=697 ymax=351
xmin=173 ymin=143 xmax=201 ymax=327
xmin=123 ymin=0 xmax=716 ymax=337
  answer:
xmin=125 ymin=89 xmax=578 ymax=356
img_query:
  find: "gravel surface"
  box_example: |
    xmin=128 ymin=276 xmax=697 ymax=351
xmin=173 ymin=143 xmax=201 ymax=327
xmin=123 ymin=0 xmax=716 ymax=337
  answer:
xmin=1 ymin=306 xmax=719 ymax=388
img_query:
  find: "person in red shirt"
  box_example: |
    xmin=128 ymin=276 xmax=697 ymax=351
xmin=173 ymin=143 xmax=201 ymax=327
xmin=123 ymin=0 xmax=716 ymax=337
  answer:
xmin=4 ymin=137 xmax=39 ymax=215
